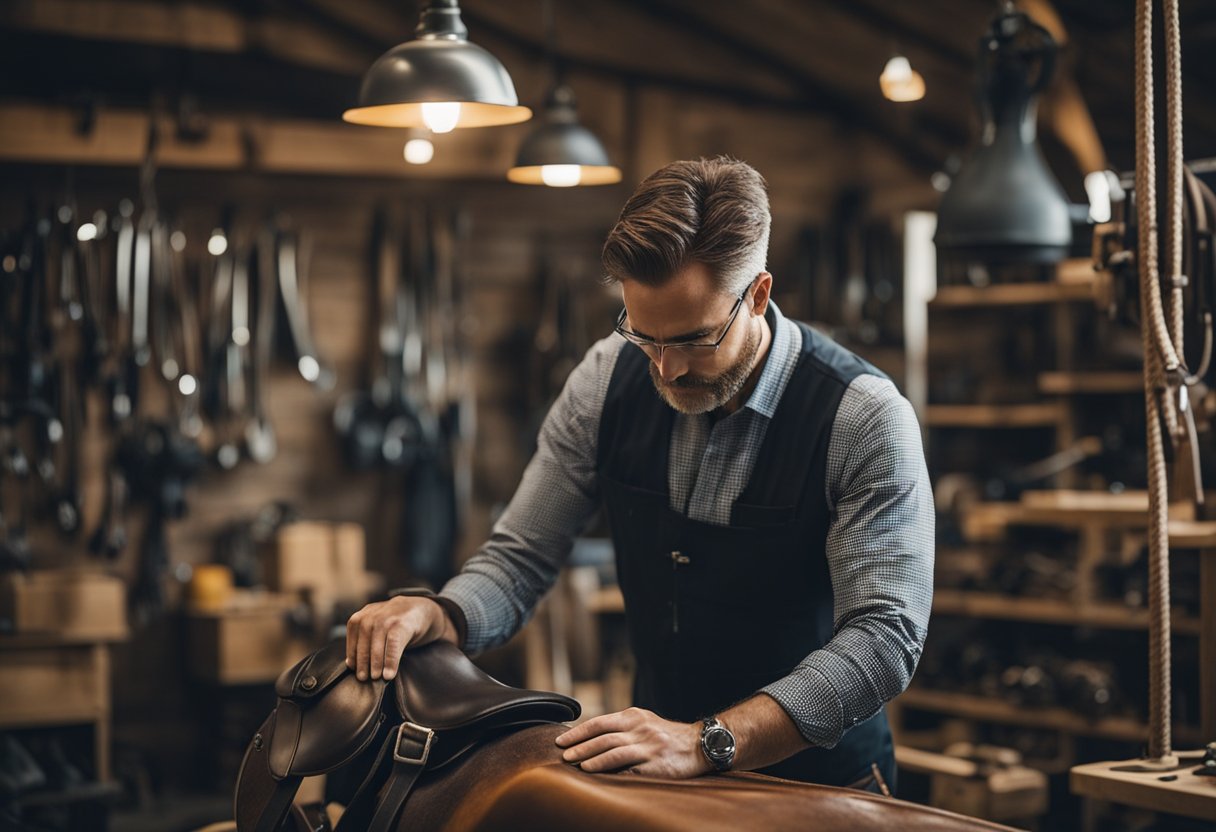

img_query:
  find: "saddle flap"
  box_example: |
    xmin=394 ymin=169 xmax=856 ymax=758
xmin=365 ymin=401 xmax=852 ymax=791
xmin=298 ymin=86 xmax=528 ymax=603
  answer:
xmin=275 ymin=639 xmax=352 ymax=702
xmin=393 ymin=641 xmax=580 ymax=766
xmin=268 ymin=642 xmax=390 ymax=778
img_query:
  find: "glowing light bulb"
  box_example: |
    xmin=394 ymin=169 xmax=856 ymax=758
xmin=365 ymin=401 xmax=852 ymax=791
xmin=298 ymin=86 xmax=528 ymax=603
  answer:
xmin=883 ymin=56 xmax=912 ymax=83
xmin=298 ymin=356 xmax=320 ymax=382
xmin=404 ymin=138 xmax=435 ymax=165
xmin=208 ymin=230 xmax=228 ymax=256
xmin=421 ymin=102 xmax=461 ymax=134
xmin=880 ymin=56 xmax=925 ymax=102
xmin=178 ymin=374 xmax=198 ymax=396
xmin=541 ymin=165 xmax=582 ymax=188
xmin=76 ymin=223 xmax=97 ymax=242
xmin=1085 ymin=171 xmax=1112 ymax=223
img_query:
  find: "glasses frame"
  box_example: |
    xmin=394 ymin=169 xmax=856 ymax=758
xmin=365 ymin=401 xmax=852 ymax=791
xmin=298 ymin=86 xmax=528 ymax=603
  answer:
xmin=614 ymin=289 xmax=748 ymax=361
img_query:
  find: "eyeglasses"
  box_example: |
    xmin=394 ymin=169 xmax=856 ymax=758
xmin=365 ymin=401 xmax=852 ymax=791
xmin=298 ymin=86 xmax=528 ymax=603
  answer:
xmin=614 ymin=290 xmax=748 ymax=360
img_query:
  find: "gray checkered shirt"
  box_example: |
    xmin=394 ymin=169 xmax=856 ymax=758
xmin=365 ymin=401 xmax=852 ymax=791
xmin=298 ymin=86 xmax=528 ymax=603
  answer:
xmin=440 ymin=302 xmax=934 ymax=748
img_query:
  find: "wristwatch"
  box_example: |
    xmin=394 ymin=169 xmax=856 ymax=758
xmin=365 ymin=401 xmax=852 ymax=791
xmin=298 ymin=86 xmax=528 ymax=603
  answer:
xmin=700 ymin=717 xmax=737 ymax=771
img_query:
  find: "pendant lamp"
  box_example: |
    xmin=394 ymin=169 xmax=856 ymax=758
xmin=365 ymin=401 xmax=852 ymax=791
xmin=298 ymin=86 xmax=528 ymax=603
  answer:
xmin=934 ymin=5 xmax=1074 ymax=263
xmin=508 ymin=85 xmax=622 ymax=186
xmin=507 ymin=0 xmax=620 ymax=187
xmin=880 ymin=55 xmax=925 ymax=103
xmin=343 ymin=0 xmax=531 ymax=132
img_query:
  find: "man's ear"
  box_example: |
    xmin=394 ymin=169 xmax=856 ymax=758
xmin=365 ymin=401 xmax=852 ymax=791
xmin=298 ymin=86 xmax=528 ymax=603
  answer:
xmin=750 ymin=272 xmax=773 ymax=317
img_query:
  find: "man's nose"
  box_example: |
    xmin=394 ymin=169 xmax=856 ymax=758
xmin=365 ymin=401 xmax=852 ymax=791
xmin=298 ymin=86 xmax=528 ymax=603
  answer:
xmin=654 ymin=347 xmax=688 ymax=382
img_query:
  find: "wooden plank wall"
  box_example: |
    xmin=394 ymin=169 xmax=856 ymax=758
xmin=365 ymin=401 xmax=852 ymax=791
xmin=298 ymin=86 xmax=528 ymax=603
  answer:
xmin=0 ymin=86 xmax=934 ymax=785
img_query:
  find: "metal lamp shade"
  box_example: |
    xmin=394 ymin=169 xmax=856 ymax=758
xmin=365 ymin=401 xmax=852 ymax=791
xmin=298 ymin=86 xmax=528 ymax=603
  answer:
xmin=343 ymin=3 xmax=531 ymax=129
xmin=935 ymin=8 xmax=1073 ymax=264
xmin=507 ymin=87 xmax=622 ymax=186
xmin=935 ymin=127 xmax=1073 ymax=263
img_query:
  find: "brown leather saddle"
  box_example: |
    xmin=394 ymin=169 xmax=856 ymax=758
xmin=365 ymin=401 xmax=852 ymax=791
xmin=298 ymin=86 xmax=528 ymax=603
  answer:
xmin=233 ymin=639 xmax=580 ymax=832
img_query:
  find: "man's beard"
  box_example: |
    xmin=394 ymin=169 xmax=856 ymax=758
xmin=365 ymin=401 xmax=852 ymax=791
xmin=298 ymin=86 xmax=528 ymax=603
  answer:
xmin=649 ymin=321 xmax=761 ymax=415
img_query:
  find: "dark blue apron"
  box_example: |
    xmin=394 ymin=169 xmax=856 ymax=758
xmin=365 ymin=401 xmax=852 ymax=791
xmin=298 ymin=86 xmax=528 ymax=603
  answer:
xmin=596 ymin=320 xmax=894 ymax=789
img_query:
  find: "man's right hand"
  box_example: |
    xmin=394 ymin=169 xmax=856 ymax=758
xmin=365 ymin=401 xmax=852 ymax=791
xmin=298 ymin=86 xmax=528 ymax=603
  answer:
xmin=345 ymin=596 xmax=459 ymax=681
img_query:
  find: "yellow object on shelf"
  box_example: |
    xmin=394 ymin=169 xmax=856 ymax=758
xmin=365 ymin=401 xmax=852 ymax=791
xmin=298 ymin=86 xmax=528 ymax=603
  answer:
xmin=187 ymin=564 xmax=235 ymax=612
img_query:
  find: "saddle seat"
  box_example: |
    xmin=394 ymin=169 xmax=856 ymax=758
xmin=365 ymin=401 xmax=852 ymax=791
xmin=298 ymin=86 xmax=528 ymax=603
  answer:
xmin=233 ymin=638 xmax=580 ymax=832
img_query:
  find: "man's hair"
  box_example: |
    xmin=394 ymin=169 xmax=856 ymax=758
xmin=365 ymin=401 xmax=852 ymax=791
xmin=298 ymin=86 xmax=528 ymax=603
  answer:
xmin=601 ymin=156 xmax=770 ymax=296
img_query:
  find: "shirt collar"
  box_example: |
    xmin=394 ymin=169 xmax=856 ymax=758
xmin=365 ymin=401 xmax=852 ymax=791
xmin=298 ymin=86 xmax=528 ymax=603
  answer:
xmin=742 ymin=300 xmax=801 ymax=420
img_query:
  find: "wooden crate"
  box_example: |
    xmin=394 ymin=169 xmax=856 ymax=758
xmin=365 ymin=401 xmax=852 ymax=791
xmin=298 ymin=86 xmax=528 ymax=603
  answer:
xmin=0 ymin=635 xmax=114 ymax=781
xmin=186 ymin=595 xmax=313 ymax=685
xmin=0 ymin=570 xmax=128 ymax=641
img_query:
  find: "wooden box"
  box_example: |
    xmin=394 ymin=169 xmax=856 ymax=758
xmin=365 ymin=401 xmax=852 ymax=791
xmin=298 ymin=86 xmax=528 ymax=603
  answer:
xmin=333 ymin=523 xmax=367 ymax=602
xmin=0 ymin=570 xmax=128 ymax=641
xmin=0 ymin=639 xmax=108 ymax=727
xmin=187 ymin=593 xmax=312 ymax=685
xmin=265 ymin=522 xmax=335 ymax=594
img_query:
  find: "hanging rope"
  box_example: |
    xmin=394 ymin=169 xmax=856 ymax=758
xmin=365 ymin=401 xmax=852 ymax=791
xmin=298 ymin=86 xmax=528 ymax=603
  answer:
xmin=1133 ymin=0 xmax=1188 ymax=765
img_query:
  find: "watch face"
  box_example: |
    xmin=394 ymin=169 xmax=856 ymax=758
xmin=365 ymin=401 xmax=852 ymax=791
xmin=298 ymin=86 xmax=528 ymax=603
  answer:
xmin=705 ymin=727 xmax=735 ymax=758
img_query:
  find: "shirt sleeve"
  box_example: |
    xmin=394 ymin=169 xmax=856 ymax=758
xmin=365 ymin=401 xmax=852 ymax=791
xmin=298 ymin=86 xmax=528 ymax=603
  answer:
xmin=761 ymin=373 xmax=934 ymax=747
xmin=437 ymin=335 xmax=624 ymax=653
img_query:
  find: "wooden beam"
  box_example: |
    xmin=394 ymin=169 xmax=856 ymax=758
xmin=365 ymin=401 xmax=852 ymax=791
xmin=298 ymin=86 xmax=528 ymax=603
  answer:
xmin=0 ymin=102 xmax=526 ymax=180
xmin=0 ymin=0 xmax=375 ymax=75
xmin=0 ymin=104 xmax=244 ymax=168
xmin=832 ymin=0 xmax=974 ymax=69
xmin=1 ymin=0 xmax=244 ymax=52
xmin=292 ymin=0 xmax=412 ymax=55
xmin=606 ymin=0 xmax=951 ymax=172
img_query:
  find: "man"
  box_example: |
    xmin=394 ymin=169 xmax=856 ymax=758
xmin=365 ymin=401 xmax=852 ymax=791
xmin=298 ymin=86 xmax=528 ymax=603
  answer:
xmin=346 ymin=157 xmax=933 ymax=792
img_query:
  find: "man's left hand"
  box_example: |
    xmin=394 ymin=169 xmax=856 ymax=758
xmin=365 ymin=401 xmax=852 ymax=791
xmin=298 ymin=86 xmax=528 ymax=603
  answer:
xmin=554 ymin=707 xmax=710 ymax=778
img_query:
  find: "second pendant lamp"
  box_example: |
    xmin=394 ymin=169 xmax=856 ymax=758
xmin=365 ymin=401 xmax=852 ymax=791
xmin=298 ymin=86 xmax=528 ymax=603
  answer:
xmin=508 ymin=85 xmax=622 ymax=187
xmin=508 ymin=0 xmax=621 ymax=187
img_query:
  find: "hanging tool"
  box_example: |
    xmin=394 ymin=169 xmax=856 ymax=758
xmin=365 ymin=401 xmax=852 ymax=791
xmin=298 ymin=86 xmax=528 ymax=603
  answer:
xmin=277 ymin=225 xmax=335 ymax=390
xmin=334 ymin=206 xmax=408 ymax=470
xmin=244 ymin=221 xmax=278 ymax=464
xmin=0 ymin=423 xmax=32 ymax=573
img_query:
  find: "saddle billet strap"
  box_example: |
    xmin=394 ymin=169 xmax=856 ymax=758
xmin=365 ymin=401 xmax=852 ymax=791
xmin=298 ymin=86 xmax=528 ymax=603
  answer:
xmin=368 ymin=723 xmax=433 ymax=832
xmin=289 ymin=802 xmax=332 ymax=832
xmin=332 ymin=728 xmax=398 ymax=832
xmin=340 ymin=717 xmax=554 ymax=832
xmin=254 ymin=773 xmax=302 ymax=832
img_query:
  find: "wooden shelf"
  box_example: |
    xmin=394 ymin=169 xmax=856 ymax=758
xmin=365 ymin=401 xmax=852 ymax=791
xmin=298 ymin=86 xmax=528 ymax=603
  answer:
xmin=11 ymin=780 xmax=123 ymax=809
xmin=933 ymin=590 xmax=1201 ymax=635
xmin=0 ymin=710 xmax=105 ymax=730
xmin=1071 ymin=758 xmax=1216 ymax=821
xmin=1038 ymin=371 xmax=1143 ymax=395
xmin=0 ymin=631 xmax=129 ymax=648
xmin=1168 ymin=520 xmax=1216 ymax=550
xmin=931 ymin=272 xmax=1095 ymax=308
xmin=956 ymin=492 xmax=1207 ymax=540
xmin=899 ymin=688 xmax=1200 ymax=745
xmin=925 ymin=403 xmax=1068 ymax=429
xmin=1017 ymin=489 xmax=1159 ymax=524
